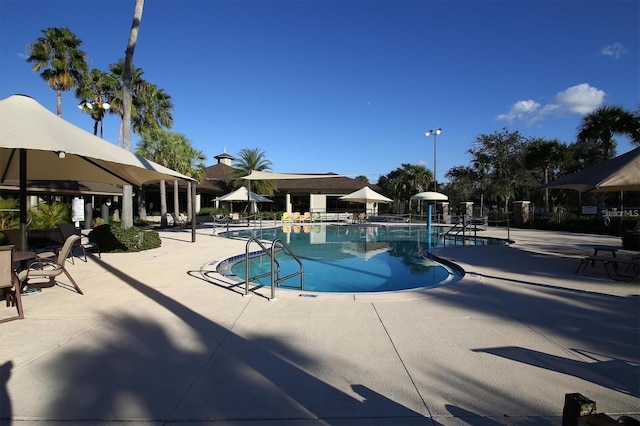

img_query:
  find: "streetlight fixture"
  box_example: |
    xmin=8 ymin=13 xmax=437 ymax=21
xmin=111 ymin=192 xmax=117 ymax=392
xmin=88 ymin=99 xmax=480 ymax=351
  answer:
xmin=78 ymin=101 xmax=111 ymax=138
xmin=424 ymin=128 xmax=442 ymax=191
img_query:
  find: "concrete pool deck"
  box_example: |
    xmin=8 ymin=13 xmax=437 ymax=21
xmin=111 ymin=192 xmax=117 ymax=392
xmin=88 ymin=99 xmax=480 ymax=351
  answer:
xmin=1 ymin=224 xmax=638 ymax=425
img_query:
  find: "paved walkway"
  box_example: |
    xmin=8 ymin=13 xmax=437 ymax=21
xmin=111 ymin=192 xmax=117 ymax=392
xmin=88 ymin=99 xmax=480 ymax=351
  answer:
xmin=1 ymin=224 xmax=638 ymax=425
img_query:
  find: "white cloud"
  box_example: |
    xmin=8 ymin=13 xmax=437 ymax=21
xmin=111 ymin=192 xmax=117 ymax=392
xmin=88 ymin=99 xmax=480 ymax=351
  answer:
xmin=496 ymin=83 xmax=606 ymax=125
xmin=600 ymin=42 xmax=627 ymax=59
xmin=552 ymin=83 xmax=605 ymax=115
xmin=496 ymin=100 xmax=542 ymax=124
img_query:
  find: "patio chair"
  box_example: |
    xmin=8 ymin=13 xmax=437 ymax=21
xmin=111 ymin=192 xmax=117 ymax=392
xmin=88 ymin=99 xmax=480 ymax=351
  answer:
xmin=281 ymin=212 xmax=292 ymax=222
xmin=300 ymin=212 xmax=311 ymax=223
xmin=292 ymin=212 xmax=301 ymax=222
xmin=0 ymin=245 xmax=24 ymax=323
xmin=17 ymin=234 xmax=84 ymax=295
xmin=56 ymin=223 xmax=100 ymax=263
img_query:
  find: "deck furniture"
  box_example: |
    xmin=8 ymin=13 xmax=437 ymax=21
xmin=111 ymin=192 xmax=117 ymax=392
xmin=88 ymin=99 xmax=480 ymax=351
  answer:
xmin=57 ymin=223 xmax=100 ymax=262
xmin=18 ymin=235 xmax=84 ymax=294
xmin=0 ymin=245 xmax=24 ymax=323
xmin=576 ymin=254 xmax=639 ymax=282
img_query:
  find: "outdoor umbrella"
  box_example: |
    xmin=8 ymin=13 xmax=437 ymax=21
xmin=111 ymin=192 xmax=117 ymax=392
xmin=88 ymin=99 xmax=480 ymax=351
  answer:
xmin=410 ymin=191 xmax=448 ymax=201
xmin=0 ymin=94 xmax=194 ymax=249
xmin=215 ymin=186 xmax=272 ymax=213
xmin=215 ymin=186 xmax=273 ymax=203
xmin=340 ymin=186 xmax=392 ymax=220
xmin=409 ymin=191 xmax=448 ymax=217
xmin=339 ymin=186 xmax=393 ymax=204
xmin=537 ymin=147 xmax=639 ymax=193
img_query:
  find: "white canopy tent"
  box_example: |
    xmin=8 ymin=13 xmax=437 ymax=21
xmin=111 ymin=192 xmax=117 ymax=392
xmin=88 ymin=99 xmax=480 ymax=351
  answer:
xmin=340 ymin=186 xmax=392 ymax=217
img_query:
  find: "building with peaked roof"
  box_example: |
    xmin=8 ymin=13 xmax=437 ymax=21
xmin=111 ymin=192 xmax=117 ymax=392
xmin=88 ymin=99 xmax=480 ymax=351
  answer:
xmin=198 ymin=151 xmax=385 ymax=215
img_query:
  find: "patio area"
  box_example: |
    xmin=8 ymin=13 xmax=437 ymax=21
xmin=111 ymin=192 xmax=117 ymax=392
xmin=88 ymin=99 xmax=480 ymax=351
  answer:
xmin=1 ymin=225 xmax=638 ymax=425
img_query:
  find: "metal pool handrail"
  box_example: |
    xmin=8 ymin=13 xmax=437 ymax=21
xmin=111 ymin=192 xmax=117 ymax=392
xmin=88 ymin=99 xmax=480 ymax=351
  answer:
xmin=244 ymin=237 xmax=304 ymax=300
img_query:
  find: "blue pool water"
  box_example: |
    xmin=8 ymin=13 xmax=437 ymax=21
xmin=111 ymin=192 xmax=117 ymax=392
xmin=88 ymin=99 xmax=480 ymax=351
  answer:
xmin=224 ymin=224 xmax=497 ymax=293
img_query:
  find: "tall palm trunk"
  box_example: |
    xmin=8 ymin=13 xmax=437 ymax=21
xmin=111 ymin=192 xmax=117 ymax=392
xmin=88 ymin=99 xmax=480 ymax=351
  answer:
xmin=160 ymin=180 xmax=168 ymax=228
xmin=173 ymin=180 xmax=179 ymax=221
xmin=56 ymin=88 xmax=62 ymax=116
xmin=121 ymin=0 xmax=144 ymax=228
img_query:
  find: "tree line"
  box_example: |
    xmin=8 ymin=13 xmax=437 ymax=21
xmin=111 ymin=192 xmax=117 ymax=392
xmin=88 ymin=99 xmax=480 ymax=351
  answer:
xmin=377 ymin=107 xmax=640 ymax=216
xmin=24 ymin=23 xmax=639 ymax=224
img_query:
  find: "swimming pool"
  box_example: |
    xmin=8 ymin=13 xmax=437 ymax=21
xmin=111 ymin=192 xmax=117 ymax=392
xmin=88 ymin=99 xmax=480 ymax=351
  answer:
xmin=220 ymin=224 xmax=502 ymax=294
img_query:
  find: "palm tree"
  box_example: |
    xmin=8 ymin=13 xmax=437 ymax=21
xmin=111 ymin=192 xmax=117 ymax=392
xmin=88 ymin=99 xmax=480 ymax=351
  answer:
xmin=120 ymin=0 xmax=145 ymax=229
xmin=232 ymin=148 xmax=274 ymax=218
xmin=26 ymin=27 xmax=88 ymax=116
xmin=174 ymin=143 xmax=206 ymax=221
xmin=577 ymin=105 xmax=640 ymax=158
xmin=136 ymin=128 xmax=176 ymax=227
xmin=232 ymin=148 xmax=275 ymax=196
xmin=75 ymin=68 xmax=117 ymax=137
xmin=524 ymin=138 xmax=569 ymax=214
xmin=107 ymin=60 xmax=174 ymax=146
xmin=136 ymin=129 xmax=204 ymax=225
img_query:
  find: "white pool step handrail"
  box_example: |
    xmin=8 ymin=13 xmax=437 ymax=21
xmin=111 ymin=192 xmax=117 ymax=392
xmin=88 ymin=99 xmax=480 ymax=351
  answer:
xmin=244 ymin=237 xmax=304 ymax=300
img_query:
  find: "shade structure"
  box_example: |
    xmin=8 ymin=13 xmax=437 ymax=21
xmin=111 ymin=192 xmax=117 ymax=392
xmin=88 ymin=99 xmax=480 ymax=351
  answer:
xmin=537 ymin=148 xmax=640 ymax=193
xmin=0 ymin=95 xmax=193 ymax=186
xmin=0 ymin=94 xmax=194 ymax=249
xmin=410 ymin=191 xmax=449 ymax=201
xmin=339 ymin=186 xmax=392 ymax=204
xmin=241 ymin=170 xmax=344 ymax=180
xmin=215 ymin=186 xmax=273 ymax=203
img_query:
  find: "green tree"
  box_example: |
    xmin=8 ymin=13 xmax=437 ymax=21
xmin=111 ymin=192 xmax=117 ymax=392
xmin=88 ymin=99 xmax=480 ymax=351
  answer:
xmin=26 ymin=27 xmax=88 ymax=117
xmin=136 ymin=128 xmax=183 ymax=227
xmin=577 ymin=105 xmax=640 ymax=158
xmin=466 ymin=129 xmax=534 ymax=211
xmin=232 ymin=148 xmax=275 ymax=196
xmin=75 ymin=68 xmax=118 ymax=137
xmin=121 ymin=0 xmax=145 ymax=229
xmin=107 ymin=60 xmax=173 ymax=146
xmin=354 ymin=175 xmax=369 ymax=183
xmin=523 ymin=138 xmax=569 ymax=214
xmin=377 ymin=164 xmax=432 ymax=213
xmin=174 ymin=142 xmax=206 ymax=221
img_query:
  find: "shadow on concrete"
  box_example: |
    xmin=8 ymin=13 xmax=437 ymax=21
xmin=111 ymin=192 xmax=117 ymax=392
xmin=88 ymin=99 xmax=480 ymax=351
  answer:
xmin=472 ymin=346 xmax=639 ymax=398
xmin=34 ymin=256 xmax=432 ymax=424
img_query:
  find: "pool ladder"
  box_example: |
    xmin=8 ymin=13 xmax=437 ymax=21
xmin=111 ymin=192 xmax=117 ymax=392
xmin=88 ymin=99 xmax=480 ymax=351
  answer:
xmin=244 ymin=238 xmax=304 ymax=300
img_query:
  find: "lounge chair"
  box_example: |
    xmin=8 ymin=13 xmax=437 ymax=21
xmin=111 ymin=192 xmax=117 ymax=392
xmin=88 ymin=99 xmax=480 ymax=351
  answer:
xmin=0 ymin=245 xmax=24 ymax=323
xmin=292 ymin=212 xmax=301 ymax=222
xmin=300 ymin=212 xmax=311 ymax=223
xmin=281 ymin=212 xmax=293 ymax=223
xmin=312 ymin=212 xmax=322 ymax=223
xmin=18 ymin=234 xmax=84 ymax=294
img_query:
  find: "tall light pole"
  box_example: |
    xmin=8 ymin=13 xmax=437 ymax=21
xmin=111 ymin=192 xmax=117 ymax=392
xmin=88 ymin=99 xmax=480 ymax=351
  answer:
xmin=424 ymin=128 xmax=442 ymax=191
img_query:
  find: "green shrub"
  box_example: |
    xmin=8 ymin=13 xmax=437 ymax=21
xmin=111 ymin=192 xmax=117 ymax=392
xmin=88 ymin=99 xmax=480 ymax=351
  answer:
xmin=198 ymin=207 xmax=228 ymax=217
xmin=0 ymin=197 xmax=19 ymax=230
xmin=28 ymin=202 xmax=71 ymax=230
xmin=622 ymin=230 xmax=640 ymax=250
xmin=88 ymin=222 xmax=161 ymax=252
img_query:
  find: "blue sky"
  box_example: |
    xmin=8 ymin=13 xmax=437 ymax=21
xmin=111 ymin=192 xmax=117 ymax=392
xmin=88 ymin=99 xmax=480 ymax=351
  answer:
xmin=1 ymin=0 xmax=638 ymax=184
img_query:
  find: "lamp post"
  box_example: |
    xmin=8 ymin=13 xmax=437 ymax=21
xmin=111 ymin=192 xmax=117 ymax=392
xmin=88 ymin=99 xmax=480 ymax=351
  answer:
xmin=424 ymin=128 xmax=442 ymax=192
xmin=78 ymin=101 xmax=111 ymax=138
